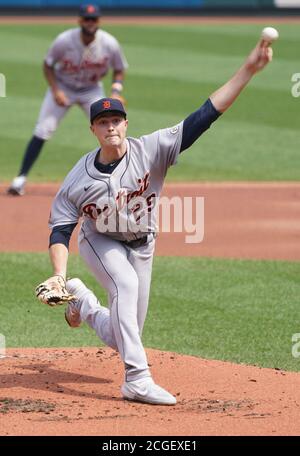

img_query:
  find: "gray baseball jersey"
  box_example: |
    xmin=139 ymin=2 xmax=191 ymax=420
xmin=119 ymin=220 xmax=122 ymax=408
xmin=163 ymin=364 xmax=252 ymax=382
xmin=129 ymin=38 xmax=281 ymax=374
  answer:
xmin=49 ymin=122 xmax=183 ymax=242
xmin=45 ymin=27 xmax=128 ymax=90
xmin=34 ymin=28 xmax=128 ymax=140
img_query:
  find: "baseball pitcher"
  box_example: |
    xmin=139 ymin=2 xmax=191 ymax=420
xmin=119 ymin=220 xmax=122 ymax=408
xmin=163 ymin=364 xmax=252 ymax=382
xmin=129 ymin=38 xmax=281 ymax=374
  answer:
xmin=35 ymin=37 xmax=274 ymax=405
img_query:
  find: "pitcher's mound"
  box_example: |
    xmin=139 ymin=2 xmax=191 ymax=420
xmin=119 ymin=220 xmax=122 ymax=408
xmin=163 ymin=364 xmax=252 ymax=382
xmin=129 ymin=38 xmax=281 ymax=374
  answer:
xmin=0 ymin=347 xmax=299 ymax=435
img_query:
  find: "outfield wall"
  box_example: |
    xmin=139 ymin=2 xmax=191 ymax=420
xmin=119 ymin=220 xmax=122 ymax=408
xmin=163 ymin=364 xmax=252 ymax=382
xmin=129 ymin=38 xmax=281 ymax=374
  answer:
xmin=0 ymin=0 xmax=299 ymax=14
xmin=0 ymin=0 xmax=298 ymax=9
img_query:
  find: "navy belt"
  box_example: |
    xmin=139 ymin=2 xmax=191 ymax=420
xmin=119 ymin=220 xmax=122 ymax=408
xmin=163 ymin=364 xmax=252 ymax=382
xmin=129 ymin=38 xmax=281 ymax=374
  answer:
xmin=122 ymin=235 xmax=149 ymax=249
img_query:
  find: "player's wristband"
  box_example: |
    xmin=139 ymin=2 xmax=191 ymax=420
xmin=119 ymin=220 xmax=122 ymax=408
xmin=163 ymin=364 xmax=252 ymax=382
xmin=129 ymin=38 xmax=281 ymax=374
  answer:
xmin=111 ymin=80 xmax=123 ymax=95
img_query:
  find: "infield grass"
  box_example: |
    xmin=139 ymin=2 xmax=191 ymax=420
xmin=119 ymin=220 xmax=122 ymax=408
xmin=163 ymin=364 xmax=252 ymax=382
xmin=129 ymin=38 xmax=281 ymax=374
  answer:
xmin=1 ymin=252 xmax=300 ymax=372
xmin=0 ymin=23 xmax=299 ymax=182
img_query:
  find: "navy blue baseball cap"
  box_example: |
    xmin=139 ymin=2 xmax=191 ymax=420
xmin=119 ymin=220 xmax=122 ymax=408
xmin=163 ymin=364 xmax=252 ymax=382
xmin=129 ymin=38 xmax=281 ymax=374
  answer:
xmin=90 ymin=98 xmax=127 ymax=123
xmin=79 ymin=4 xmax=101 ymax=18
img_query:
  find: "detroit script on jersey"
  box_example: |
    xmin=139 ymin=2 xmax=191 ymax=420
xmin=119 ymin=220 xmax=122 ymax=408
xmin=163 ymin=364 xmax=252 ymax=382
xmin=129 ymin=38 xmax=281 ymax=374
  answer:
xmin=45 ymin=28 xmax=128 ymax=90
xmin=49 ymin=123 xmax=183 ymax=242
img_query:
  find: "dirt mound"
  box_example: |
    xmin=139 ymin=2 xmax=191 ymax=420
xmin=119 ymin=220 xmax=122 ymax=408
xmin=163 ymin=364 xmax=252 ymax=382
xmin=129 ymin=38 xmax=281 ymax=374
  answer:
xmin=1 ymin=347 xmax=299 ymax=435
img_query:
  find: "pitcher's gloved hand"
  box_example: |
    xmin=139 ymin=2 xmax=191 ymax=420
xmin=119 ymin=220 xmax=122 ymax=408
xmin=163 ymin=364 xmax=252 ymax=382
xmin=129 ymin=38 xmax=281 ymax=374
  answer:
xmin=35 ymin=275 xmax=76 ymax=306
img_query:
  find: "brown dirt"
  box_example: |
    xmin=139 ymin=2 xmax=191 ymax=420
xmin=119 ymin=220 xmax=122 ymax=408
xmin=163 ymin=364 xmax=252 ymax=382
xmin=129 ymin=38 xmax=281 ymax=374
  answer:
xmin=0 ymin=347 xmax=299 ymax=436
xmin=0 ymin=15 xmax=300 ymax=25
xmin=1 ymin=182 xmax=300 ymax=260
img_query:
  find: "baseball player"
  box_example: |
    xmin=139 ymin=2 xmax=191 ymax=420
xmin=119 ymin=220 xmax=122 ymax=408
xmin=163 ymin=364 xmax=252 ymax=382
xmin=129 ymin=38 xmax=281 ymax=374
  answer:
xmin=36 ymin=38 xmax=273 ymax=405
xmin=7 ymin=3 xmax=128 ymax=196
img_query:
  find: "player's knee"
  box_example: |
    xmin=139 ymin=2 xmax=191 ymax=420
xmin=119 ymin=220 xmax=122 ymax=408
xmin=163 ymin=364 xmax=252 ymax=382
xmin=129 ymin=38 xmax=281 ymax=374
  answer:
xmin=34 ymin=118 xmax=57 ymax=140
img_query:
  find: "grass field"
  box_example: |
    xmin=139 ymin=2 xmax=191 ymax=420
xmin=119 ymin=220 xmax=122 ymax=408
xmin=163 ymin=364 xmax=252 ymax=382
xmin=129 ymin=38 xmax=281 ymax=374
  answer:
xmin=1 ymin=253 xmax=300 ymax=372
xmin=0 ymin=23 xmax=299 ymax=182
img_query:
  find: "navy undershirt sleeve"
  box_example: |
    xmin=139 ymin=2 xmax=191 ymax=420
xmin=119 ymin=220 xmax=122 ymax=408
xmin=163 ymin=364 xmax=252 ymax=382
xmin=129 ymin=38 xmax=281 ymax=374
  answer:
xmin=180 ymin=98 xmax=222 ymax=153
xmin=49 ymin=223 xmax=77 ymax=249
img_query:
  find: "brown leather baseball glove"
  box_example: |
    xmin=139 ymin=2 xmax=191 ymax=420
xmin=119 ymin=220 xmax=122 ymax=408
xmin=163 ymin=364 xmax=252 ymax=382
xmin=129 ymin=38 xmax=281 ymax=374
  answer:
xmin=35 ymin=275 xmax=76 ymax=306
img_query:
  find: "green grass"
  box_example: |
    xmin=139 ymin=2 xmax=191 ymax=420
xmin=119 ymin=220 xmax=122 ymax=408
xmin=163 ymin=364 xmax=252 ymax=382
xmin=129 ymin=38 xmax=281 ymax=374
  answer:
xmin=1 ymin=252 xmax=300 ymax=372
xmin=0 ymin=23 xmax=299 ymax=182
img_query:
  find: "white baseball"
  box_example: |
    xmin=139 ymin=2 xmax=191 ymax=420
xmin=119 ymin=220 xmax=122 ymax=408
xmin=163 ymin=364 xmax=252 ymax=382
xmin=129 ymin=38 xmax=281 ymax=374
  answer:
xmin=261 ymin=27 xmax=279 ymax=43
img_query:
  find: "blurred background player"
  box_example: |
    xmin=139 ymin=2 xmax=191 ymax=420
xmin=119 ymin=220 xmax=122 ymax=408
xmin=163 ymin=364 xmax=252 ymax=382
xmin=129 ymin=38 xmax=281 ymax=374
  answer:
xmin=7 ymin=3 xmax=128 ymax=196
